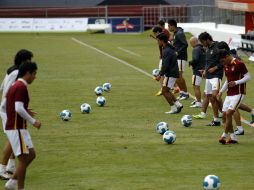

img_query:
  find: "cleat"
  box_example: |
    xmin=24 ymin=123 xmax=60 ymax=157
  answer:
xmin=234 ymin=129 xmax=244 ymax=135
xmin=226 ymin=138 xmax=238 ymax=144
xmin=190 ymin=104 xmax=202 ymax=108
xmin=0 ymin=172 xmax=11 ymax=180
xmin=193 ymin=113 xmax=206 ymax=119
xmin=206 ymin=120 xmax=221 ymax=126
xmin=176 ymin=105 xmax=183 ymax=113
xmin=219 ymin=137 xmax=226 ymax=144
xmin=190 ymin=100 xmax=197 ymax=105
xmin=179 ymin=94 xmax=189 ymax=100
xmin=155 ymin=90 xmax=162 ymax=96
xmin=177 ymin=93 xmax=184 ymax=100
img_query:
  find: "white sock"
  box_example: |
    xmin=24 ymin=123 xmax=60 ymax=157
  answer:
xmin=230 ymin=133 xmax=237 ymax=141
xmin=0 ymin=164 xmax=6 ymax=172
xmin=6 ymin=159 xmax=15 ymax=170
xmin=237 ymin=126 xmax=243 ymax=131
xmin=201 ymin=112 xmax=206 ymax=116
xmin=213 ymin=118 xmax=219 ymax=122
xmin=221 ymin=132 xmax=227 ymax=138
xmin=171 ymin=105 xmax=177 ymax=111
xmin=251 ymin=109 xmax=254 ymax=115
xmin=196 ymin=102 xmax=202 ymax=107
xmin=174 ymin=100 xmax=182 ymax=108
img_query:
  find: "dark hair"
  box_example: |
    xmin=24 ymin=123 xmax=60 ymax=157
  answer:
xmin=217 ymin=41 xmax=230 ymax=51
xmin=14 ymin=49 xmax=33 ymax=66
xmin=17 ymin=61 xmax=37 ymax=78
xmin=198 ymin=32 xmax=213 ymax=41
xmin=168 ymin=19 xmax=177 ymax=27
xmin=218 ymin=49 xmax=230 ymax=59
xmin=152 ymin=26 xmax=162 ymax=33
xmin=157 ymin=33 xmax=168 ymax=43
xmin=158 ymin=20 xmax=165 ymax=26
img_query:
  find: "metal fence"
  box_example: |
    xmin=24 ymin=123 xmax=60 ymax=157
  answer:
xmin=143 ymin=5 xmax=245 ymax=28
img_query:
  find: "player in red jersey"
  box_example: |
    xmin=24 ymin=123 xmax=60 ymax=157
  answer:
xmin=217 ymin=50 xmax=251 ymax=144
xmin=4 ymin=61 xmax=41 ymax=190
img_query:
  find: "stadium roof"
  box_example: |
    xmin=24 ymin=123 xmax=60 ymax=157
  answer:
xmin=216 ymin=0 xmax=254 ymax=12
xmin=97 ymin=0 xmax=169 ymax=5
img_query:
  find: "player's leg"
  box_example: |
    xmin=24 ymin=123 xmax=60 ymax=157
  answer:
xmin=0 ymin=142 xmax=13 ymax=180
xmin=190 ymin=75 xmax=202 ymax=108
xmin=233 ymin=109 xmax=244 ymax=135
xmin=176 ymin=60 xmax=189 ymax=100
xmin=238 ymin=103 xmax=254 ymax=124
xmin=219 ymin=96 xmax=230 ymax=144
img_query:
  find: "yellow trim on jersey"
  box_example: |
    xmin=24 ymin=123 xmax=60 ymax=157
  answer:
xmin=234 ymin=94 xmax=242 ymax=110
xmin=14 ymin=113 xmax=17 ymax=130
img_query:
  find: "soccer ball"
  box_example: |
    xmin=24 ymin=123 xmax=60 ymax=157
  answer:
xmin=152 ymin=69 xmax=160 ymax=77
xmin=80 ymin=103 xmax=91 ymax=114
xmin=96 ymin=96 xmax=106 ymax=106
xmin=181 ymin=115 xmax=192 ymax=127
xmin=103 ymin=82 xmax=112 ymax=92
xmin=163 ymin=130 xmax=176 ymax=144
xmin=156 ymin=122 xmax=169 ymax=135
xmin=60 ymin=110 xmax=72 ymax=121
xmin=94 ymin=86 xmax=104 ymax=96
xmin=203 ymin=175 xmax=221 ymax=190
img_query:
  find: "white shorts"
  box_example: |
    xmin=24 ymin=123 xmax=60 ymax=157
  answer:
xmin=204 ymin=78 xmax=221 ymax=95
xmin=222 ymin=94 xmax=244 ymax=112
xmin=192 ymin=75 xmax=202 ymax=86
xmin=177 ymin=60 xmax=187 ymax=72
xmin=163 ymin=77 xmax=177 ymax=89
xmin=5 ymin=129 xmax=34 ymax=157
xmin=158 ymin=59 xmax=162 ymax=71
xmin=0 ymin=110 xmax=7 ymax=133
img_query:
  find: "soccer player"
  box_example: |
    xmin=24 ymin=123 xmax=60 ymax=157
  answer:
xmin=0 ymin=49 xmax=33 ymax=180
xmin=217 ymin=49 xmax=251 ymax=144
xmin=155 ymin=33 xmax=183 ymax=114
xmin=4 ymin=61 xmax=41 ymax=190
xmin=194 ymin=32 xmax=223 ymax=126
xmin=189 ymin=36 xmax=205 ymax=108
xmin=168 ymin=19 xmax=189 ymax=100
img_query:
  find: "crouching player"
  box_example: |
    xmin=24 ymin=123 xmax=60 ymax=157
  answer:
xmin=217 ymin=50 xmax=251 ymax=144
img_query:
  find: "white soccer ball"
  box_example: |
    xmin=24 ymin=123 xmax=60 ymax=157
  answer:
xmin=152 ymin=69 xmax=160 ymax=77
xmin=163 ymin=130 xmax=176 ymax=144
xmin=96 ymin=96 xmax=106 ymax=107
xmin=60 ymin=110 xmax=72 ymax=121
xmin=181 ymin=115 xmax=192 ymax=127
xmin=80 ymin=103 xmax=91 ymax=114
xmin=156 ymin=122 xmax=169 ymax=135
xmin=94 ymin=86 xmax=104 ymax=96
xmin=103 ymin=82 xmax=112 ymax=92
xmin=203 ymin=175 xmax=221 ymax=190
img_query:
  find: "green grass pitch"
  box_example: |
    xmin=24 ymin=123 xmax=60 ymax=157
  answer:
xmin=1 ymin=31 xmax=254 ymax=190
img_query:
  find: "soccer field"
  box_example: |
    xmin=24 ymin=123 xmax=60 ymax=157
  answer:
xmin=1 ymin=32 xmax=254 ymax=190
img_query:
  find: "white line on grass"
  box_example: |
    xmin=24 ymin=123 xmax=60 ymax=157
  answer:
xmin=71 ymin=37 xmax=253 ymax=126
xmin=71 ymin=37 xmax=151 ymax=78
xmin=117 ymin=47 xmax=141 ymax=57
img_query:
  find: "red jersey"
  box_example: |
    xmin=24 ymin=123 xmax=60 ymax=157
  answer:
xmin=224 ymin=59 xmax=248 ymax=96
xmin=6 ymin=80 xmax=29 ymax=130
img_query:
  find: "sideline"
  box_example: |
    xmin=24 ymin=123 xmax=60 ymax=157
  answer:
xmin=71 ymin=37 xmax=253 ymax=127
xmin=117 ymin=47 xmax=141 ymax=57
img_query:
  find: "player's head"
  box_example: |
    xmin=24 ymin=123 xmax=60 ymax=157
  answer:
xmin=14 ymin=49 xmax=33 ymax=66
xmin=17 ymin=61 xmax=38 ymax=84
xmin=168 ymin=19 xmax=177 ymax=32
xmin=218 ymin=49 xmax=231 ymax=65
xmin=152 ymin=26 xmax=163 ymax=36
xmin=198 ymin=32 xmax=213 ymax=47
xmin=189 ymin=36 xmax=199 ymax=48
xmin=217 ymin=41 xmax=230 ymax=51
xmin=158 ymin=20 xmax=165 ymax=28
xmin=157 ymin=33 xmax=168 ymax=44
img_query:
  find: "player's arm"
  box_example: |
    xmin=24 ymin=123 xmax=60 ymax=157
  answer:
xmin=228 ymin=72 xmax=251 ymax=87
xmin=217 ymin=80 xmax=228 ymax=100
xmin=15 ymin=101 xmax=41 ymax=129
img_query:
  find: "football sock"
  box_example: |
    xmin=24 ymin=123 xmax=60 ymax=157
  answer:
xmin=236 ymin=126 xmax=243 ymax=131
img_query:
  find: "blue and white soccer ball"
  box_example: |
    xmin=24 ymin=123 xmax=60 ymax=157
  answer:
xmin=80 ymin=103 xmax=91 ymax=114
xmin=60 ymin=110 xmax=72 ymax=121
xmin=96 ymin=96 xmax=106 ymax=107
xmin=103 ymin=82 xmax=112 ymax=92
xmin=203 ymin=175 xmax=221 ymax=190
xmin=152 ymin=69 xmax=160 ymax=77
xmin=181 ymin=115 xmax=192 ymax=127
xmin=156 ymin=122 xmax=169 ymax=135
xmin=163 ymin=130 xmax=176 ymax=144
xmin=94 ymin=86 xmax=104 ymax=96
